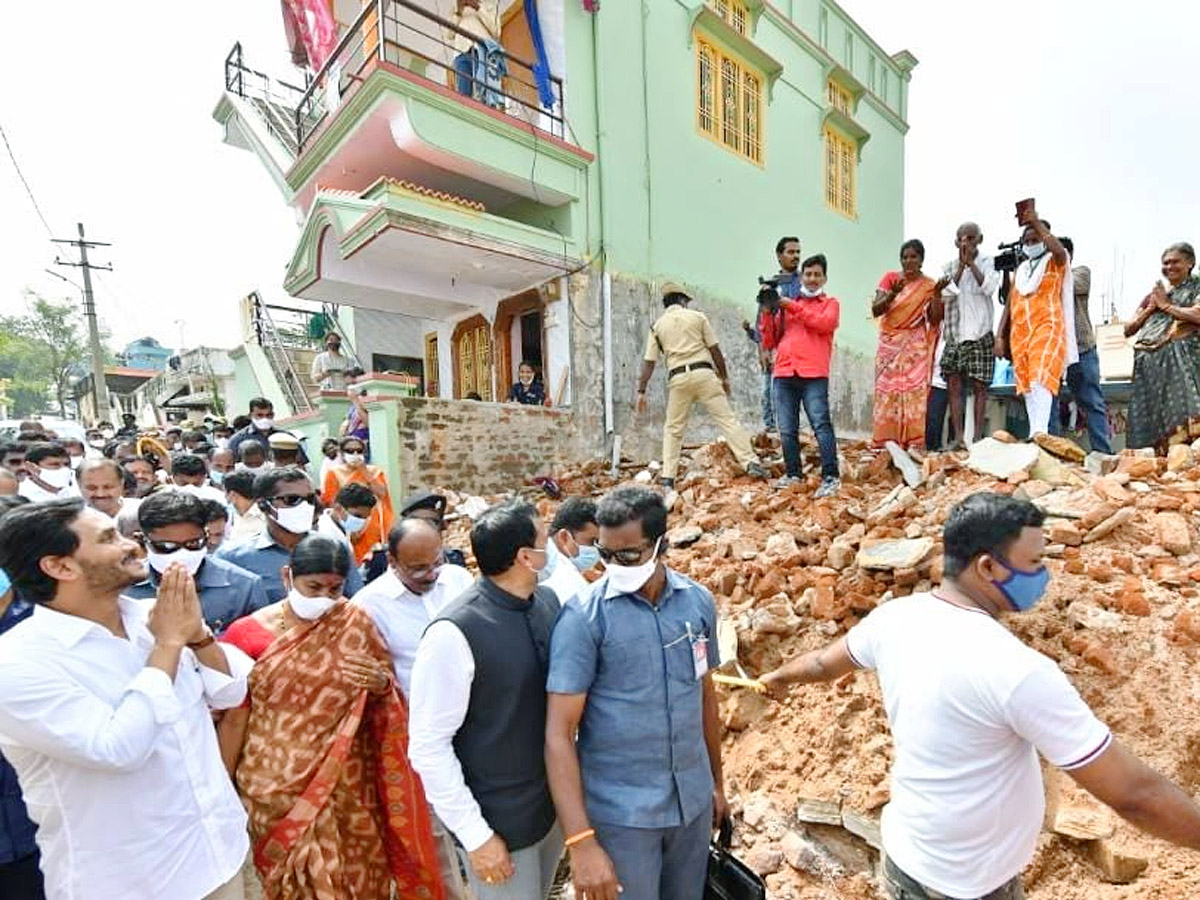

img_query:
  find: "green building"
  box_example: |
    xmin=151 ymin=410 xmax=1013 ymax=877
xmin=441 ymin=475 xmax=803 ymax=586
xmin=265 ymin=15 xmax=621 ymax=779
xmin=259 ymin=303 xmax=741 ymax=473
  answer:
xmin=215 ymin=0 xmax=915 ymax=479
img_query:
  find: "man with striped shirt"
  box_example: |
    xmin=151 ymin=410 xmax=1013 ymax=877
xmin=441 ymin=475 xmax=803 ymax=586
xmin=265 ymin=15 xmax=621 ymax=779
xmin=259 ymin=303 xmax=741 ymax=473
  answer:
xmin=760 ymin=493 xmax=1200 ymax=900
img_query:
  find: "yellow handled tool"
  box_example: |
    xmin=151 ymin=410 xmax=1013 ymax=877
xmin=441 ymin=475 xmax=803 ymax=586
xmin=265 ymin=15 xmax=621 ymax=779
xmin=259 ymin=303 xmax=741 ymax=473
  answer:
xmin=711 ymin=673 xmax=766 ymax=693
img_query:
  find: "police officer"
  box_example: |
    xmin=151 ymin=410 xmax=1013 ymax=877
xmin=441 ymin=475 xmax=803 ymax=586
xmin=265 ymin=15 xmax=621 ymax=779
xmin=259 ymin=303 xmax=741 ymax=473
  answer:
xmin=636 ymin=282 xmax=768 ymax=489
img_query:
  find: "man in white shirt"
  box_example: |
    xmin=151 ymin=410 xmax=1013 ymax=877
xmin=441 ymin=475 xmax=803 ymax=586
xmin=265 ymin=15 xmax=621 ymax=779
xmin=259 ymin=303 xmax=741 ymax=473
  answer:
xmin=409 ymin=500 xmax=563 ymax=900
xmin=355 ymin=517 xmax=474 ymax=900
xmin=760 ymin=492 xmax=1200 ymax=900
xmin=18 ymin=442 xmax=79 ymax=503
xmin=940 ymin=222 xmax=1000 ymax=447
xmin=0 ymin=498 xmax=254 ymax=900
xmin=78 ymin=457 xmax=139 ymax=521
xmin=540 ymin=497 xmax=600 ymax=604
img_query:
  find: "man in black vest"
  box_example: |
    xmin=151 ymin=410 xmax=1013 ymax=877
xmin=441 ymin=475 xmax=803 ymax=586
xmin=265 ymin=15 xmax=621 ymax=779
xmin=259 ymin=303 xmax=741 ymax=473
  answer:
xmin=408 ymin=499 xmax=563 ymax=900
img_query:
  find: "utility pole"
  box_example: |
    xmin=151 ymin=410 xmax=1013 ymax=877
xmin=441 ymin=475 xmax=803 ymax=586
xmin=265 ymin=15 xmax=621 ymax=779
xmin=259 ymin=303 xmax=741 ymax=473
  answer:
xmin=53 ymin=223 xmax=112 ymax=425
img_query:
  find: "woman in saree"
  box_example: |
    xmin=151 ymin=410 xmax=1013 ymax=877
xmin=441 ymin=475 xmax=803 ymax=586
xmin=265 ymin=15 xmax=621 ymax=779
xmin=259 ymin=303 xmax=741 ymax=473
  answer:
xmin=319 ymin=435 xmax=394 ymax=566
xmin=218 ymin=535 xmax=443 ymax=900
xmin=1125 ymin=242 xmax=1200 ymax=451
xmin=871 ymin=239 xmax=950 ymax=450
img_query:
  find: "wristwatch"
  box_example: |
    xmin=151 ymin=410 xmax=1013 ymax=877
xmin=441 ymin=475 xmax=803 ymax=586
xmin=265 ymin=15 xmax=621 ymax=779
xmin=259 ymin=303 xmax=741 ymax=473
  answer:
xmin=187 ymin=627 xmax=215 ymax=651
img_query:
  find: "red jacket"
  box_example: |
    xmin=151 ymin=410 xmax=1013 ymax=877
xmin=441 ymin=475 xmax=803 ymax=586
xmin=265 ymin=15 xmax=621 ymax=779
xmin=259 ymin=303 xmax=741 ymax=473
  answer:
xmin=758 ymin=294 xmax=840 ymax=378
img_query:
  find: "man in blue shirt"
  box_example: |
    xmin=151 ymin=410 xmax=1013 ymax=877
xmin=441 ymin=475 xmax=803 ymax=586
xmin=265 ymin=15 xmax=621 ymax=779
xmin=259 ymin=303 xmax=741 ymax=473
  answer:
xmin=217 ymin=467 xmax=362 ymax=601
xmin=0 ymin=496 xmax=44 ymax=900
xmin=546 ymin=486 xmax=724 ymax=900
xmin=123 ymin=490 xmax=269 ymax=634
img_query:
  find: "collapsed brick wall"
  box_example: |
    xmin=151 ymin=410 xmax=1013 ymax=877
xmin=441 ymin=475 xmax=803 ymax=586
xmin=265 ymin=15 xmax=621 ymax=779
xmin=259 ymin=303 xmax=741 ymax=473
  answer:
xmin=395 ymin=397 xmax=572 ymax=495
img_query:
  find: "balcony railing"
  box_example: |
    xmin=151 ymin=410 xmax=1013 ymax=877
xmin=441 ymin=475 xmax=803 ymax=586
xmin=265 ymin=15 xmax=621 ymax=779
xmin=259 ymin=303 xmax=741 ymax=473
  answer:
xmin=224 ymin=43 xmax=312 ymax=157
xmin=292 ymin=0 xmax=565 ymax=152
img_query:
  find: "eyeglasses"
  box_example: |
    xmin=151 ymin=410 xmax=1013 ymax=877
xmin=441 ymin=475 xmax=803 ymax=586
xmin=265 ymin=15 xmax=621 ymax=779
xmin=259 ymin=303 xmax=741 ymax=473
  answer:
xmin=269 ymin=493 xmax=316 ymax=508
xmin=142 ymin=535 xmax=207 ymax=554
xmin=595 ymin=542 xmax=653 ymax=566
xmin=398 ymin=552 xmax=445 ymax=580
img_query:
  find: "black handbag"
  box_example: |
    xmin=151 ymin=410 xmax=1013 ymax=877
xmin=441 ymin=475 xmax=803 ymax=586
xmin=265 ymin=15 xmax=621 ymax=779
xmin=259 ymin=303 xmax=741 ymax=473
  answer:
xmin=705 ymin=818 xmax=766 ymax=900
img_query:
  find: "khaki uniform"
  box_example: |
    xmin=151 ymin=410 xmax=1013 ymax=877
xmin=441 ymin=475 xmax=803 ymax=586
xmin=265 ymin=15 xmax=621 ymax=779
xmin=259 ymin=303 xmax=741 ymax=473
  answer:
xmin=645 ymin=305 xmax=757 ymax=479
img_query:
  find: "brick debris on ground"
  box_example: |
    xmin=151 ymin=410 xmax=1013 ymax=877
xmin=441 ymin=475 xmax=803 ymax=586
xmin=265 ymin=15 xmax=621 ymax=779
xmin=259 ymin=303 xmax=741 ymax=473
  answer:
xmin=432 ymin=431 xmax=1200 ymax=900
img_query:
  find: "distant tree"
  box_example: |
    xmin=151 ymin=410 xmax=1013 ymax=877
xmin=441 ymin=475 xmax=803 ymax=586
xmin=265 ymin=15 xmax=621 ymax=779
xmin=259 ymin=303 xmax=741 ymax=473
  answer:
xmin=0 ymin=292 xmax=104 ymax=417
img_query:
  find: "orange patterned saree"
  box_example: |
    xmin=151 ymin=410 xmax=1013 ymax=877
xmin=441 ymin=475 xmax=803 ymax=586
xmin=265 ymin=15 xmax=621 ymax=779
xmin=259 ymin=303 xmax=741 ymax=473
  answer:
xmin=237 ymin=601 xmax=444 ymax=900
xmin=873 ymin=274 xmax=938 ymax=449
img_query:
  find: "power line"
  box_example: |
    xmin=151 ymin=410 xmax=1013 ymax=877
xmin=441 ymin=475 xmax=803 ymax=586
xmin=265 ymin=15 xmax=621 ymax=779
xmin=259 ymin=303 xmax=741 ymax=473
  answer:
xmin=0 ymin=118 xmax=54 ymax=237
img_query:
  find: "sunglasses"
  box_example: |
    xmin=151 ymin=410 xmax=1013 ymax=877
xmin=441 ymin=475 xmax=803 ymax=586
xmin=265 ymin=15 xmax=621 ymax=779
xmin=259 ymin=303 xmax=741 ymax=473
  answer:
xmin=142 ymin=536 xmax=207 ymax=554
xmin=595 ymin=542 xmax=654 ymax=566
xmin=268 ymin=493 xmax=317 ymax=508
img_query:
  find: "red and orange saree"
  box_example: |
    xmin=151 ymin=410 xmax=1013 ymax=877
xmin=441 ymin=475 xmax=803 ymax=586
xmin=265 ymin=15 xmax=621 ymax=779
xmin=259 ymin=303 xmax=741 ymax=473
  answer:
xmin=236 ymin=601 xmax=443 ymax=900
xmin=873 ymin=273 xmax=939 ymax=449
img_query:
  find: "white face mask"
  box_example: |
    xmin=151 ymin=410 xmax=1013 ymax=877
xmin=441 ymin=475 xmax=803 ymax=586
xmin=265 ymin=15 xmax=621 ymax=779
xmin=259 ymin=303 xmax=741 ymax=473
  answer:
xmin=147 ymin=546 xmax=206 ymax=576
xmin=286 ymin=587 xmax=337 ymax=620
xmin=342 ymin=513 xmax=367 ymax=536
xmin=1024 ymin=243 xmax=1046 ymax=262
xmin=36 ymin=466 xmax=74 ymax=490
xmin=273 ymin=502 xmax=315 ymax=534
xmin=343 ymin=452 xmax=365 ymax=467
xmin=535 ymin=540 xmax=559 ymax=583
xmin=215 ymin=437 xmax=230 ymax=449
xmin=88 ymin=439 xmax=106 ymax=449
xmin=252 ymin=416 xmax=275 ymax=431
xmin=604 ymin=538 xmax=662 ymax=595
xmin=70 ymin=454 xmax=85 ymax=470
xmin=798 ymin=284 xmax=823 ymax=298
xmin=239 ymin=462 xmax=266 ymax=474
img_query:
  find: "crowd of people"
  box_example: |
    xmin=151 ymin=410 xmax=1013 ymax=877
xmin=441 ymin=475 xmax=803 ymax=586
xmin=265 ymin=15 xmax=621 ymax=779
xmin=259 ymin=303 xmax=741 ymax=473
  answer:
xmin=641 ymin=208 xmax=1200 ymax=506
xmin=5 ymin=452 xmax=1200 ymax=900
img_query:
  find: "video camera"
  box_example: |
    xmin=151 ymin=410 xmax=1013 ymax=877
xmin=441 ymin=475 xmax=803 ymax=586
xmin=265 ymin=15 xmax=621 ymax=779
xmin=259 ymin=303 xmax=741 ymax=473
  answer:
xmin=756 ymin=275 xmax=782 ymax=311
xmin=994 ymin=240 xmax=1024 ymax=273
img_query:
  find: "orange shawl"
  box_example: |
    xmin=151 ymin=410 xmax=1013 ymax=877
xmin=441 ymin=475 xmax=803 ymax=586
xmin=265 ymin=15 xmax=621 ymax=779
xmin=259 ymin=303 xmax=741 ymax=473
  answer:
xmin=237 ymin=601 xmax=443 ymax=900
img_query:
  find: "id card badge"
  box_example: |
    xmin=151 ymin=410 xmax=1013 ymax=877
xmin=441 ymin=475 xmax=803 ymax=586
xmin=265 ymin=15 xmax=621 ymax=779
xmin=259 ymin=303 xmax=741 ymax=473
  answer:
xmin=688 ymin=623 xmax=709 ymax=680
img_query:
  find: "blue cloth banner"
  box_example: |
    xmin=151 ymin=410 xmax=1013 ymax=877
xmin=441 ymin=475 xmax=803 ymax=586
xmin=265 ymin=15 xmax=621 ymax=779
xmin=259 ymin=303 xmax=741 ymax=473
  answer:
xmin=523 ymin=0 xmax=556 ymax=109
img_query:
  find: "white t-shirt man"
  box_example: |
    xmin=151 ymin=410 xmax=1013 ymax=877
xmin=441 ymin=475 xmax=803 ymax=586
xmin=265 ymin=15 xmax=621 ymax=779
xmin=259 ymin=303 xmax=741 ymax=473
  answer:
xmin=845 ymin=592 xmax=1111 ymax=898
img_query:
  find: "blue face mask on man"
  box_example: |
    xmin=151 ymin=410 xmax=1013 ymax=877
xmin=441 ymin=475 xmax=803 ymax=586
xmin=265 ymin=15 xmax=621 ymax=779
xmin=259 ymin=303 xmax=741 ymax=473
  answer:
xmin=991 ymin=557 xmax=1050 ymax=611
xmin=573 ymin=544 xmax=601 ymax=572
xmin=0 ymin=567 xmax=10 ymax=597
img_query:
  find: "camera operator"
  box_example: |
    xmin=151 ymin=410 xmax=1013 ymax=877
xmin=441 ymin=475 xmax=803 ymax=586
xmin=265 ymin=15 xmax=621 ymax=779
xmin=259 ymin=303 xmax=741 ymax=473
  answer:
xmin=757 ymin=250 xmax=841 ymax=497
xmin=939 ymin=222 xmax=1000 ymax=447
xmin=636 ymin=283 xmax=768 ymax=489
xmin=994 ymin=210 xmax=1078 ymax=438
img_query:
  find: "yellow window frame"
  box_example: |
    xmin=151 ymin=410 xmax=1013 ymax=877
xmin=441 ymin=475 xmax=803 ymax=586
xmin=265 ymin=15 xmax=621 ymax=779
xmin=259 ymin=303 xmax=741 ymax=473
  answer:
xmin=423 ymin=331 xmax=439 ymax=395
xmin=824 ymin=127 xmax=857 ymax=218
xmin=708 ymin=0 xmax=750 ymax=35
xmin=696 ymin=36 xmax=764 ymax=165
xmin=827 ymin=80 xmax=852 ymax=116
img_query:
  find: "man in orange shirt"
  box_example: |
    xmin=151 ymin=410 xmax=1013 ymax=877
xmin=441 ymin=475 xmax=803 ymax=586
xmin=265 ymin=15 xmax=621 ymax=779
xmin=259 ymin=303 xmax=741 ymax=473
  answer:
xmin=758 ymin=251 xmax=841 ymax=497
xmin=996 ymin=211 xmax=1076 ymax=438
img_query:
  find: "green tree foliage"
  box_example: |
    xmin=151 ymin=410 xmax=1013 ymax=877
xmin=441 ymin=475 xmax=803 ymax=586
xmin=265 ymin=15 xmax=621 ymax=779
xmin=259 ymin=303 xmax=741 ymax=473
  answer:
xmin=0 ymin=292 xmax=93 ymax=417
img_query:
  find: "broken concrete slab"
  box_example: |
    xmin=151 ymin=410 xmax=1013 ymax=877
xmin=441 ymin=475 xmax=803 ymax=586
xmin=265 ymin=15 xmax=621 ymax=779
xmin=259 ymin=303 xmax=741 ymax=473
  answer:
xmin=840 ymin=807 xmax=882 ymax=851
xmin=967 ymin=438 xmax=1040 ymax=479
xmin=856 ymin=538 xmax=934 ymax=571
xmin=1087 ymin=839 xmax=1149 ymax=884
xmin=1084 ymin=452 xmax=1120 ymax=476
xmin=666 ymin=524 xmax=703 ymax=547
xmin=1084 ymin=507 xmax=1137 ymax=544
xmin=780 ymin=830 xmax=843 ymax=877
xmin=884 ymin=440 xmax=924 ymax=488
xmin=794 ymin=796 xmax=843 ymax=827
xmin=867 ymin=485 xmax=917 ymax=526
xmin=1030 ymin=450 xmax=1085 ymax=487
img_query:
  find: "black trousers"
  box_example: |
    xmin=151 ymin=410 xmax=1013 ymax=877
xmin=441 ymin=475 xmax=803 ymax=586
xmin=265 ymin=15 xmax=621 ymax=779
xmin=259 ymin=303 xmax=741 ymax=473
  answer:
xmin=0 ymin=852 xmax=45 ymax=900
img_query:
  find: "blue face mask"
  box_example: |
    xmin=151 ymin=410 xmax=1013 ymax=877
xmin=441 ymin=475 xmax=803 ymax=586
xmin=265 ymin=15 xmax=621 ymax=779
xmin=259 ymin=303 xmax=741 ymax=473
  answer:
xmin=0 ymin=567 xmax=10 ymax=597
xmin=573 ymin=543 xmax=601 ymax=572
xmin=992 ymin=557 xmax=1050 ymax=612
xmin=210 ymin=470 xmax=226 ymax=487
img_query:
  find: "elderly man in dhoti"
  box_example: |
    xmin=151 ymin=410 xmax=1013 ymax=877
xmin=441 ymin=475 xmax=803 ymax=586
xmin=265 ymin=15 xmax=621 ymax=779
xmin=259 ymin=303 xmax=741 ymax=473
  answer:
xmin=996 ymin=209 xmax=1077 ymax=440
